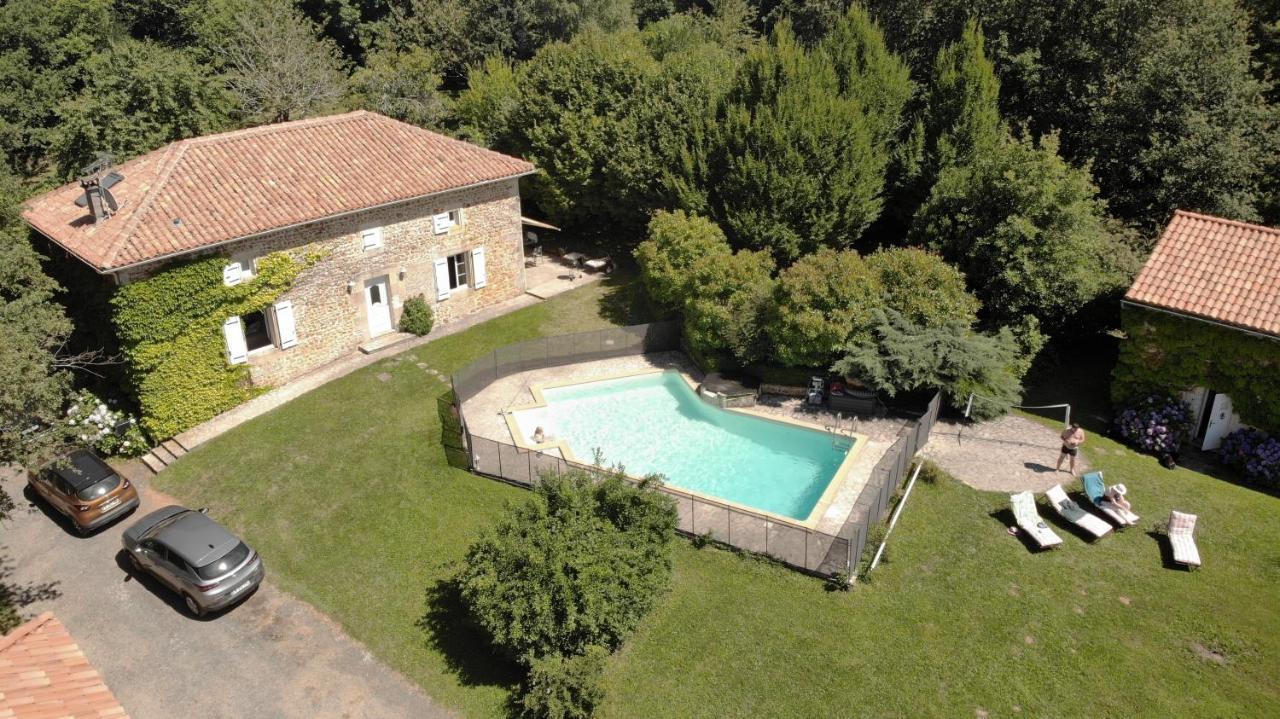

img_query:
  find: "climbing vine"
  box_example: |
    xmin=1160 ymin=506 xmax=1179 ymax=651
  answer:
xmin=112 ymin=251 xmax=319 ymax=438
xmin=1112 ymin=306 xmax=1280 ymax=433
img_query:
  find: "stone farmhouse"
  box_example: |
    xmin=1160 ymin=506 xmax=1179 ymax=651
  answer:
xmin=1117 ymin=210 xmax=1280 ymax=448
xmin=24 ymin=111 xmax=536 ymax=388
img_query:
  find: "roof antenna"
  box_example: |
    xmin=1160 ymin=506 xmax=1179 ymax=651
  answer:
xmin=78 ymin=154 xmax=121 ymax=223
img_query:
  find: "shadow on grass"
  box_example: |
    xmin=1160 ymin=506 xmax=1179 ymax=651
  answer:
xmin=1145 ymin=531 xmax=1191 ymax=571
xmin=437 ymin=390 xmax=471 ymax=471
xmin=596 ymin=272 xmax=661 ymax=327
xmin=988 ymin=508 xmax=1059 ymax=553
xmin=416 ymin=577 xmax=523 ymax=690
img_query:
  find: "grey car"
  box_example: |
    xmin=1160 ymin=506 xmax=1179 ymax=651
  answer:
xmin=122 ymin=505 xmax=265 ymax=616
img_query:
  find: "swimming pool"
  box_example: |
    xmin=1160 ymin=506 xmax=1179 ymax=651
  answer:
xmin=510 ymin=371 xmax=856 ymax=522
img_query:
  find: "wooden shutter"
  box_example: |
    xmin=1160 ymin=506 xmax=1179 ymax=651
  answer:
xmin=434 ymin=258 xmax=451 ymax=300
xmin=360 ymin=227 xmax=382 ymax=250
xmin=223 ymin=317 xmax=248 ymax=364
xmin=433 ymin=213 xmax=451 ymax=234
xmin=471 ymin=247 xmax=488 ymax=289
xmin=222 ymin=262 xmax=242 ymax=286
xmin=273 ymin=300 xmax=298 ymax=349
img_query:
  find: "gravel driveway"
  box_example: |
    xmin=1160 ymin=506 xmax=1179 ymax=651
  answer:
xmin=1 ymin=463 xmax=453 ymax=719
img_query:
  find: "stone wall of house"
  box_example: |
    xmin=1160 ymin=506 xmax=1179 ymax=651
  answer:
xmin=118 ymin=178 xmax=527 ymax=387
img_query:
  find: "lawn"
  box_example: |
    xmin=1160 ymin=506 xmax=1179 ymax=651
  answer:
xmin=157 ymin=277 xmax=1280 ymax=718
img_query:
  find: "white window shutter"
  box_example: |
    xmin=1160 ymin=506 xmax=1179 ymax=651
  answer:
xmin=361 ymin=227 xmax=382 ymax=250
xmin=434 ymin=258 xmax=451 ymax=300
xmin=471 ymin=247 xmax=488 ymax=289
xmin=273 ymin=300 xmax=298 ymax=349
xmin=223 ymin=262 xmax=242 ymax=286
xmin=433 ymin=213 xmax=451 ymax=235
xmin=223 ymin=317 xmax=248 ymax=364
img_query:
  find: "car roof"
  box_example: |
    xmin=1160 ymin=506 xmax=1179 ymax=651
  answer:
xmin=48 ymin=449 xmax=115 ymax=491
xmin=155 ymin=511 xmax=241 ymax=568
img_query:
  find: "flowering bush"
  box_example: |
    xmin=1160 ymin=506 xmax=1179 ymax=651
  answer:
xmin=66 ymin=392 xmax=149 ymax=458
xmin=1114 ymin=393 xmax=1193 ymax=455
xmin=1218 ymin=428 xmax=1280 ymax=488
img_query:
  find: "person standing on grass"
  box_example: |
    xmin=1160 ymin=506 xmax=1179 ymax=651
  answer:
xmin=1056 ymin=422 xmax=1085 ymax=474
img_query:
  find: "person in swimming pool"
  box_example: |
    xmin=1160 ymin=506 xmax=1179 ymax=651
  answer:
xmin=1056 ymin=422 xmax=1085 ymax=475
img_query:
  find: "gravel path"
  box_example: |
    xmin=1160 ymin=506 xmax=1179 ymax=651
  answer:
xmin=920 ymin=415 xmax=1092 ymax=493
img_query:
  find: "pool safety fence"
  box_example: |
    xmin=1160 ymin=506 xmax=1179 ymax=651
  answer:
xmin=450 ymin=322 xmax=943 ymax=579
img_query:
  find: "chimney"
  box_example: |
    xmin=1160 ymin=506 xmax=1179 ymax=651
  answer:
xmin=77 ymin=156 xmax=120 ymax=223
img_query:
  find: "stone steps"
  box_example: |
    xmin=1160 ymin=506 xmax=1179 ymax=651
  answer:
xmin=138 ymin=437 xmax=191 ymax=475
xmin=358 ymin=331 xmax=416 ymax=355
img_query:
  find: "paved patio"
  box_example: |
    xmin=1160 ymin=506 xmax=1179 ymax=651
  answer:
xmin=523 ymin=255 xmax=605 ymax=299
xmin=460 ymin=352 xmax=906 ymax=535
xmin=920 ymin=415 xmax=1091 ymax=493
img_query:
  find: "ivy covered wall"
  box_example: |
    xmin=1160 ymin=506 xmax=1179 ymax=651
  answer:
xmin=112 ymin=252 xmax=314 ymax=439
xmin=1113 ymin=306 xmax=1280 ymax=433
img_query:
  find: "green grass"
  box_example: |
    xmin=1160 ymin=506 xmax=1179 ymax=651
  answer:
xmin=157 ymin=279 xmax=1280 ymax=718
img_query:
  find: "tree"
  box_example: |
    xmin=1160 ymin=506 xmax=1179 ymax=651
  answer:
xmin=452 ymin=57 xmax=523 ymax=147
xmin=702 ymin=12 xmax=910 ymax=263
xmin=634 ymin=209 xmax=732 ymax=310
xmin=911 ymin=132 xmax=1137 ymax=331
xmin=831 ymin=309 xmax=1028 ymax=420
xmin=0 ymin=168 xmax=77 ymax=464
xmin=864 ymin=247 xmax=980 ymax=328
xmin=47 ymin=38 xmax=230 ymax=179
xmin=456 ymin=469 xmax=677 ymax=664
xmin=769 ymin=248 xmax=883 ymax=368
xmin=683 ymin=248 xmax=776 ymax=363
xmin=348 ymin=46 xmax=449 ymax=129
xmin=215 ymin=0 xmax=348 ymax=123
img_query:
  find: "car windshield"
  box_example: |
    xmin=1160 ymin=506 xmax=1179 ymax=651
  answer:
xmin=75 ymin=475 xmax=120 ymax=501
xmin=194 ymin=542 xmax=251 ymax=580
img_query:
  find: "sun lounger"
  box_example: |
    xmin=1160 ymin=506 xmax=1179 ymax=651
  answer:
xmin=1168 ymin=510 xmax=1201 ymax=568
xmin=1010 ymin=491 xmax=1063 ymax=549
xmin=583 ymin=256 xmax=614 ymax=273
xmin=1044 ymin=484 xmax=1112 ymax=539
xmin=1081 ymin=471 xmax=1139 ymax=527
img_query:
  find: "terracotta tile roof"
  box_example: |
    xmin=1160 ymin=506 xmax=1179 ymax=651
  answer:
xmin=0 ymin=612 xmax=128 ymax=718
xmin=1125 ymin=210 xmax=1280 ymax=338
xmin=22 ymin=111 xmax=536 ymax=272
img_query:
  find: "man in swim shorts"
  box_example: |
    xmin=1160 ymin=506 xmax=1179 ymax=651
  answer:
xmin=1056 ymin=422 xmax=1085 ymax=475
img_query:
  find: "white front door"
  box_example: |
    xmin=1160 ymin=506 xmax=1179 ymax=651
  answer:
xmin=365 ymin=277 xmax=393 ymax=337
xmin=1201 ymin=392 xmax=1234 ymax=451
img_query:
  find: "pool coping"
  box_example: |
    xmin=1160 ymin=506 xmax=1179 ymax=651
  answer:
xmin=500 ymin=368 xmax=867 ymax=530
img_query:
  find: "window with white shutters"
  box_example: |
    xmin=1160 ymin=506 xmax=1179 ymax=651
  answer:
xmin=273 ymin=300 xmax=298 ymax=349
xmin=361 ymin=227 xmax=383 ymax=250
xmin=223 ymin=317 xmax=248 ymax=364
xmin=434 ymin=258 xmax=451 ymax=300
xmin=471 ymin=247 xmax=487 ymax=289
xmin=222 ymin=262 xmax=243 ymax=287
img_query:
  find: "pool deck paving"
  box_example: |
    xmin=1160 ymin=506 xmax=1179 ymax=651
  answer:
xmin=460 ymin=352 xmax=906 ymax=535
xmin=920 ymin=414 xmax=1091 ymax=493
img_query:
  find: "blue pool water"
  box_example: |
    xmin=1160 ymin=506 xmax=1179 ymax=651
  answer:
xmin=530 ymin=371 xmax=852 ymax=520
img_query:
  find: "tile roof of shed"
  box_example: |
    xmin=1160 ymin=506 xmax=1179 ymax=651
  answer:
xmin=22 ymin=111 xmax=536 ymax=272
xmin=0 ymin=612 xmax=128 ymax=719
xmin=1125 ymin=210 xmax=1280 ymax=338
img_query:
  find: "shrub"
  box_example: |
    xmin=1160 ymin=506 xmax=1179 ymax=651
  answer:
xmin=399 ymin=294 xmax=434 ymax=336
xmin=1218 ymin=428 xmax=1280 ymax=488
xmin=634 ymin=210 xmax=732 ymax=310
xmin=770 ymin=248 xmax=882 ymax=368
xmin=517 ymin=646 xmax=608 ymax=719
xmin=64 ymin=391 xmax=149 ymax=457
xmin=1113 ymin=393 xmax=1193 ymax=455
xmin=457 ymin=469 xmax=677 ymax=664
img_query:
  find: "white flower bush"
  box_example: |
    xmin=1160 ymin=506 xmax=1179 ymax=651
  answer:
xmin=65 ymin=391 xmax=149 ymax=457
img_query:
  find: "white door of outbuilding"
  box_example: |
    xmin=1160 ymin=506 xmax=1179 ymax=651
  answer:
xmin=365 ymin=276 xmax=393 ymax=337
xmin=1200 ymin=392 xmax=1234 ymax=451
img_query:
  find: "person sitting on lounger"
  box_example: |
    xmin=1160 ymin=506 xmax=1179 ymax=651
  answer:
xmin=1105 ymin=483 xmax=1131 ymax=512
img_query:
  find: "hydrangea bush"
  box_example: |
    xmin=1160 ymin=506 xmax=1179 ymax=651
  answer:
xmin=66 ymin=391 xmax=149 ymax=458
xmin=1114 ymin=393 xmax=1193 ymax=455
xmin=1218 ymin=428 xmax=1280 ymax=488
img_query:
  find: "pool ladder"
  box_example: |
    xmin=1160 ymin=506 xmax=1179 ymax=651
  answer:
xmin=825 ymin=413 xmax=856 ymax=451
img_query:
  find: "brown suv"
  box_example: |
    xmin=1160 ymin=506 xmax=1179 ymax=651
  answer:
xmin=29 ymin=449 xmax=140 ymax=534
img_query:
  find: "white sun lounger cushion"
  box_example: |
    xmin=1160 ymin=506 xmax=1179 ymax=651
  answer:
xmin=1045 ymin=485 xmax=1112 ymax=539
xmin=1011 ymin=491 xmax=1063 ymax=549
xmin=1168 ymin=511 xmax=1201 ymax=567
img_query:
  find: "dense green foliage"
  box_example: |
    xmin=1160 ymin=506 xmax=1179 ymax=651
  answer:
xmin=832 ymin=309 xmax=1028 ymax=420
xmin=633 ymin=209 xmax=731 ymax=308
xmin=768 ymin=248 xmax=882 ymax=368
xmin=863 ymin=247 xmax=978 ymax=328
xmin=399 ymin=294 xmax=436 ymax=336
xmin=112 ymin=252 xmax=315 ymax=438
xmin=458 ymin=469 xmax=677 ymax=664
xmin=518 ymin=646 xmax=608 ymax=719
xmin=1113 ymin=306 xmax=1280 ymax=433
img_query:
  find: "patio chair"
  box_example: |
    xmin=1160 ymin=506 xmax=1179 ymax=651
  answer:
xmin=1081 ymin=471 xmax=1140 ymax=527
xmin=1010 ymin=491 xmax=1063 ymax=550
xmin=1167 ymin=510 xmax=1201 ymax=568
xmin=1044 ymin=484 xmax=1112 ymax=540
